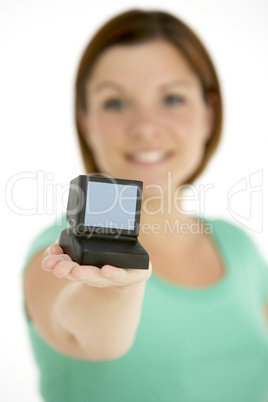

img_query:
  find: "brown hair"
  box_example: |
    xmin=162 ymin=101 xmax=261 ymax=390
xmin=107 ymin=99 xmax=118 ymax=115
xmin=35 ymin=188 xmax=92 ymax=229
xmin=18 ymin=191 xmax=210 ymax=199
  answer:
xmin=75 ymin=9 xmax=223 ymax=184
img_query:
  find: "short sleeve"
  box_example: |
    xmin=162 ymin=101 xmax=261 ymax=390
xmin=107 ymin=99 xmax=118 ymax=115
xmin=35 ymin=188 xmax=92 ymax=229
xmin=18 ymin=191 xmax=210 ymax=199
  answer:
xmin=243 ymin=231 xmax=268 ymax=305
xmin=221 ymin=219 xmax=268 ymax=305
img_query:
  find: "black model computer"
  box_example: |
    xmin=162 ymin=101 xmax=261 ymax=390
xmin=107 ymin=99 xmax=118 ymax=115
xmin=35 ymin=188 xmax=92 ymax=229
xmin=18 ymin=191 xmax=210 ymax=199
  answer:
xmin=59 ymin=175 xmax=149 ymax=269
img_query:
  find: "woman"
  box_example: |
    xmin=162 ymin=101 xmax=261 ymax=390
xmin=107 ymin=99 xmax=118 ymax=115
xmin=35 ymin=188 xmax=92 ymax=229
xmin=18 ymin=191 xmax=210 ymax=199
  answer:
xmin=23 ymin=9 xmax=268 ymax=402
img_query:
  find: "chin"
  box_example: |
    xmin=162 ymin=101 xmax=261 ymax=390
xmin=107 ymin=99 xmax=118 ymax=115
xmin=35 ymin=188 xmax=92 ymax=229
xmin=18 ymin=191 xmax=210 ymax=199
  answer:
xmin=140 ymin=176 xmax=173 ymax=199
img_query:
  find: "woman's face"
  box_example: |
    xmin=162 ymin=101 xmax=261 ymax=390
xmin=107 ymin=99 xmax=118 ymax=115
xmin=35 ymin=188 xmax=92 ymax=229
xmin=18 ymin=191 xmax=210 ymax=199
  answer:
xmin=81 ymin=40 xmax=213 ymax=195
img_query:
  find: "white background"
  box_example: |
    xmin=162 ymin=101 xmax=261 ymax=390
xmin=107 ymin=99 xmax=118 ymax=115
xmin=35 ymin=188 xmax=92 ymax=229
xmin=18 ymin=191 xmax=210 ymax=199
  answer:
xmin=1 ymin=0 xmax=268 ymax=400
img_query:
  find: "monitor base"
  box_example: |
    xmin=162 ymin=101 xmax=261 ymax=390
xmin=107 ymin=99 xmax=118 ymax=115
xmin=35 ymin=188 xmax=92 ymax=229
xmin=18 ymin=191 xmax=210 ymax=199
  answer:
xmin=59 ymin=228 xmax=149 ymax=269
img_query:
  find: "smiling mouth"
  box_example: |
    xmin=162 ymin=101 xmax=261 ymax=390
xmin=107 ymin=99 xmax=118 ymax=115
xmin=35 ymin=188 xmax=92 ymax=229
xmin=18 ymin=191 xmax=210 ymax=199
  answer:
xmin=126 ymin=150 xmax=173 ymax=165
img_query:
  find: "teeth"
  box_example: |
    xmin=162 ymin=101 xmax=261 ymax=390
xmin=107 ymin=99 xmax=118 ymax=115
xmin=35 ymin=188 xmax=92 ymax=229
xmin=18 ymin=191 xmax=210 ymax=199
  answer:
xmin=131 ymin=152 xmax=166 ymax=163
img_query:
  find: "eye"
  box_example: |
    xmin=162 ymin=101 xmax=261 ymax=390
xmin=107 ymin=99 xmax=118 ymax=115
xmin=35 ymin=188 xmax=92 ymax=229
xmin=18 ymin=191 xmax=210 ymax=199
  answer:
xmin=103 ymin=98 xmax=126 ymax=110
xmin=164 ymin=95 xmax=184 ymax=106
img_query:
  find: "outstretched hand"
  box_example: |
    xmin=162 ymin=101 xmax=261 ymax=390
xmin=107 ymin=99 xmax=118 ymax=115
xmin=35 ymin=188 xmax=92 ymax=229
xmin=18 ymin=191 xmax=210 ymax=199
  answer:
xmin=41 ymin=241 xmax=152 ymax=288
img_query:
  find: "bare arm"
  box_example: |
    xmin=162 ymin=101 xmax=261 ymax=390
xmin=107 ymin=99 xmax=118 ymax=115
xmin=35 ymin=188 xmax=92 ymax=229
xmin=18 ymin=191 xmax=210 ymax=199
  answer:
xmin=51 ymin=277 xmax=147 ymax=360
xmin=24 ymin=243 xmax=151 ymax=361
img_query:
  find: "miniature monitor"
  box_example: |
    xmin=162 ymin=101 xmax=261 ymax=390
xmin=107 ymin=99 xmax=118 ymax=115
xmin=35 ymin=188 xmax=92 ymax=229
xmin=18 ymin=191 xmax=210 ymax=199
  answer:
xmin=59 ymin=175 xmax=149 ymax=269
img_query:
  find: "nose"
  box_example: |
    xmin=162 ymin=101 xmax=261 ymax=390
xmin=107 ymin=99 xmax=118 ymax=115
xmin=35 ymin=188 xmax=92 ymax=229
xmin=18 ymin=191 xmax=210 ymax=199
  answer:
xmin=128 ymin=107 xmax=162 ymax=141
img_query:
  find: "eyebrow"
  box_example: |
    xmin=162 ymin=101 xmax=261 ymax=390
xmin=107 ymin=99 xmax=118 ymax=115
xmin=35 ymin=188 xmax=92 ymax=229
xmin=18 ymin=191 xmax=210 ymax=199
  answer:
xmin=161 ymin=80 xmax=194 ymax=90
xmin=91 ymin=81 xmax=124 ymax=93
xmin=91 ymin=79 xmax=194 ymax=94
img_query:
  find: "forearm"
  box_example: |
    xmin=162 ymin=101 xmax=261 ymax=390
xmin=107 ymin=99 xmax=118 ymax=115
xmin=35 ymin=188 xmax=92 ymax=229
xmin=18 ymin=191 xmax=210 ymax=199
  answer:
xmin=51 ymin=280 xmax=146 ymax=360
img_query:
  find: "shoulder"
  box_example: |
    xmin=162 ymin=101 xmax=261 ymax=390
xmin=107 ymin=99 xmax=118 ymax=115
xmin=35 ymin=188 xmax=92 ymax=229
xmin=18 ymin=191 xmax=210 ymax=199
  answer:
xmin=205 ymin=217 xmax=268 ymax=303
xmin=202 ymin=216 xmax=267 ymax=269
xmin=204 ymin=216 xmax=245 ymax=234
xmin=203 ymin=217 xmax=257 ymax=250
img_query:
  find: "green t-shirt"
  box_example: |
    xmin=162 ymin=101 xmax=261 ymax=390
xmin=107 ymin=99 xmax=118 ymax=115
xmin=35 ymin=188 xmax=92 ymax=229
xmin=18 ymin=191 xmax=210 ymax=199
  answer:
xmin=22 ymin=217 xmax=268 ymax=402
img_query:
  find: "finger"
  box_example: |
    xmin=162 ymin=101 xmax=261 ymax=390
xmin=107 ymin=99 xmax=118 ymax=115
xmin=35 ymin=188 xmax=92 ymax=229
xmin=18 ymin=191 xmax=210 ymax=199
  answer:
xmin=100 ymin=261 xmax=152 ymax=284
xmin=53 ymin=260 xmax=79 ymax=278
xmin=100 ymin=265 xmax=138 ymax=285
xmin=69 ymin=264 xmax=101 ymax=281
xmin=100 ymin=264 xmax=124 ymax=278
xmin=50 ymin=243 xmax=64 ymax=255
xmin=43 ymin=242 xmax=63 ymax=259
xmin=42 ymin=253 xmax=72 ymax=271
xmin=43 ymin=246 xmax=51 ymax=259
